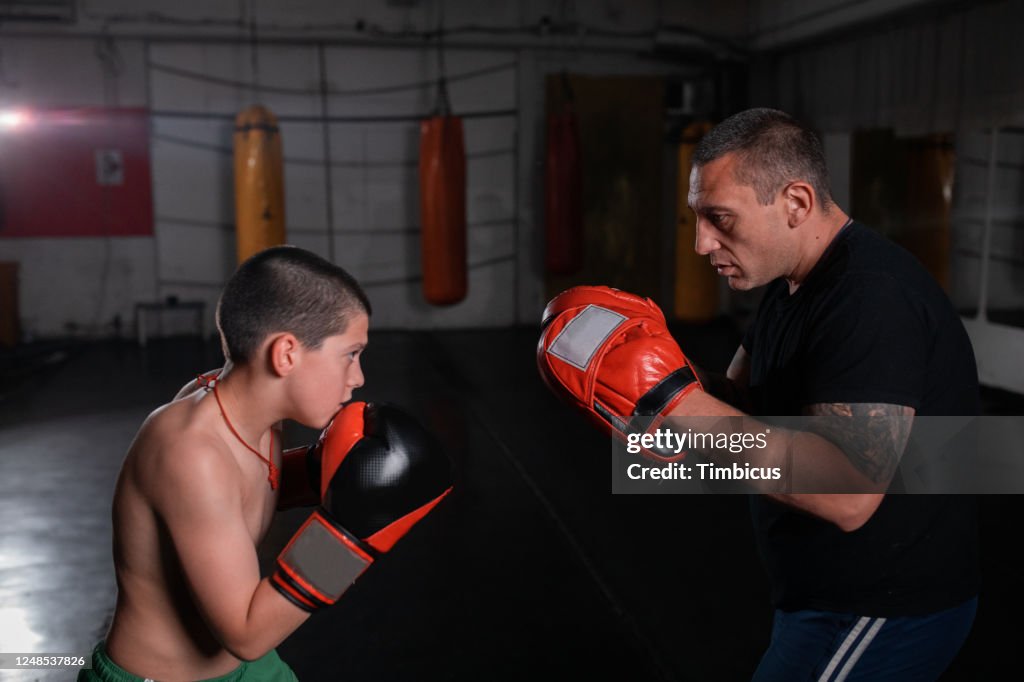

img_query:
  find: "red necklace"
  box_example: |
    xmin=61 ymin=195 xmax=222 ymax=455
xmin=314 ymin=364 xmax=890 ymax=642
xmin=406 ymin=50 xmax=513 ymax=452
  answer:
xmin=198 ymin=372 xmax=279 ymax=490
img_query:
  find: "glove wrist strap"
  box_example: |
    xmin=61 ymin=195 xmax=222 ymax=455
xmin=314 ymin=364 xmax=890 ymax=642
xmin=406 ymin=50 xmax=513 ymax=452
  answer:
xmin=634 ymin=366 xmax=700 ymax=416
xmin=271 ymin=510 xmax=376 ymax=612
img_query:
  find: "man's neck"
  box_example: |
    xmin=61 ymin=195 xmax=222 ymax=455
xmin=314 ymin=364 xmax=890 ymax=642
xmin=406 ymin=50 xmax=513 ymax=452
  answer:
xmin=786 ymin=210 xmax=851 ymax=294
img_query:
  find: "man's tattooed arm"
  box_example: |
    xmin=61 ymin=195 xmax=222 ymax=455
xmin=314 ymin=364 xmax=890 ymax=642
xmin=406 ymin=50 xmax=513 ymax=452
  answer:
xmin=802 ymin=402 xmax=916 ymax=485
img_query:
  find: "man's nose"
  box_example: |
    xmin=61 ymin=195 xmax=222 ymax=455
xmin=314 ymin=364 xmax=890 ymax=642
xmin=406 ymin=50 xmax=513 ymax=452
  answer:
xmin=694 ymin=219 xmax=719 ymax=256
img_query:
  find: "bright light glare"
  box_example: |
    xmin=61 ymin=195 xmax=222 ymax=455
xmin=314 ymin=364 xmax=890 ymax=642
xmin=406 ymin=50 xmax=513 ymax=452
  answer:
xmin=0 ymin=606 xmax=44 ymax=651
xmin=0 ymin=110 xmax=29 ymax=129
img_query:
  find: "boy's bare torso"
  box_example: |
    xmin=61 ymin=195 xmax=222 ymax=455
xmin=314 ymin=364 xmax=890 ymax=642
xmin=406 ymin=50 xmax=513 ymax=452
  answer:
xmin=104 ymin=383 xmax=281 ymax=680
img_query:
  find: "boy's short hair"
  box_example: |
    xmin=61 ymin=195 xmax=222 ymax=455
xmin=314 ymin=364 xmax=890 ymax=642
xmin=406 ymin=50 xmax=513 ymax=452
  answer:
xmin=693 ymin=107 xmax=834 ymax=212
xmin=215 ymin=246 xmax=371 ymax=364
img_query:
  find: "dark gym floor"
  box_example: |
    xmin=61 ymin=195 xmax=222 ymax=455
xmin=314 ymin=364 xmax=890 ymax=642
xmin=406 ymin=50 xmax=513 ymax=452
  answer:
xmin=1 ymin=325 xmax=1022 ymax=681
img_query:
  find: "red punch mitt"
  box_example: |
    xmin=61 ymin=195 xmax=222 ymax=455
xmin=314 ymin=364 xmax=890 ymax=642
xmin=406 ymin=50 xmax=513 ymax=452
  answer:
xmin=537 ymin=286 xmax=704 ymax=461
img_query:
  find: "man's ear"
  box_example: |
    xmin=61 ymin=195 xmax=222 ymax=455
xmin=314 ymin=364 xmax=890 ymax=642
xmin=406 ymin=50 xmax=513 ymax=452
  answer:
xmin=783 ymin=181 xmax=815 ymax=228
xmin=268 ymin=333 xmax=301 ymax=377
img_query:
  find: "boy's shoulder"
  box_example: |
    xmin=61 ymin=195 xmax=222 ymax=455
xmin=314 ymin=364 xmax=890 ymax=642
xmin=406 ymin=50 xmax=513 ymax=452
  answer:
xmin=129 ymin=395 xmax=242 ymax=506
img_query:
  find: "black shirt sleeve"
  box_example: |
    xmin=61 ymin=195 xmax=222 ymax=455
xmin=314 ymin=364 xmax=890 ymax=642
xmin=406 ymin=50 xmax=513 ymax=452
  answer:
xmin=800 ymin=271 xmax=928 ymax=409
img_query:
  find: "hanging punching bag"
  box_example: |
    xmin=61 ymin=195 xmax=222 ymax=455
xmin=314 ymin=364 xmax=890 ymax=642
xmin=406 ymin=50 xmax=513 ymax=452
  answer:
xmin=674 ymin=121 xmax=718 ymax=321
xmin=544 ymin=104 xmax=583 ymax=275
xmin=419 ymin=114 xmax=467 ymax=305
xmin=233 ymin=105 xmax=285 ymax=264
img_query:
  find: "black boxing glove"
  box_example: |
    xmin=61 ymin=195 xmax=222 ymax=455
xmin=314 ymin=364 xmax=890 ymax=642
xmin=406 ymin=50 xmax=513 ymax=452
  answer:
xmin=270 ymin=402 xmax=453 ymax=612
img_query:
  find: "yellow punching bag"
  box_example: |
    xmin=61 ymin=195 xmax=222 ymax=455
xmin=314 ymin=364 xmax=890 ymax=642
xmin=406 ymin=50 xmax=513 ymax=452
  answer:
xmin=233 ymin=106 xmax=285 ymax=263
xmin=674 ymin=121 xmax=718 ymax=321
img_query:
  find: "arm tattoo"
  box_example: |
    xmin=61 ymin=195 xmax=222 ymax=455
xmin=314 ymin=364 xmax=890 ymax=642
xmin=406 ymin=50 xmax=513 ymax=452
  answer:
xmin=803 ymin=402 xmax=914 ymax=484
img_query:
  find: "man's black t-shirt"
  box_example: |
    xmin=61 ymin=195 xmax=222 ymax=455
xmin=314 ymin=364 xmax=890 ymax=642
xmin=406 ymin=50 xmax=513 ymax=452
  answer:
xmin=743 ymin=221 xmax=980 ymax=616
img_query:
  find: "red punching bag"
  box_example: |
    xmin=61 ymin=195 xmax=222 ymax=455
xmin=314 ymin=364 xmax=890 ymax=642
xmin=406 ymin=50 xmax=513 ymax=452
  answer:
xmin=419 ymin=114 xmax=467 ymax=305
xmin=545 ymin=99 xmax=583 ymax=275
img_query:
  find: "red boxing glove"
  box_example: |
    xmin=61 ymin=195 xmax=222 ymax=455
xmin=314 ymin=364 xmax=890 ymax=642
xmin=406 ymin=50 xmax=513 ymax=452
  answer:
xmin=537 ymin=286 xmax=703 ymax=461
xmin=276 ymin=445 xmax=318 ymax=511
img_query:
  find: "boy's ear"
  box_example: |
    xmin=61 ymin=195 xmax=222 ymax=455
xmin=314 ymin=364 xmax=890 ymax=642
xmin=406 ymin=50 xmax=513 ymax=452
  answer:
xmin=268 ymin=333 xmax=301 ymax=377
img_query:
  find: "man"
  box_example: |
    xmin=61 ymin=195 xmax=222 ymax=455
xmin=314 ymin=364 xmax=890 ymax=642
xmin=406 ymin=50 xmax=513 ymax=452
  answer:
xmin=83 ymin=246 xmax=452 ymax=681
xmin=538 ymin=109 xmax=978 ymax=680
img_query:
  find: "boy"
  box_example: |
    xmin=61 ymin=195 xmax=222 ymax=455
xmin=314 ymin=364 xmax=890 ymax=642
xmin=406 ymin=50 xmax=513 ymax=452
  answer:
xmin=82 ymin=246 xmax=451 ymax=681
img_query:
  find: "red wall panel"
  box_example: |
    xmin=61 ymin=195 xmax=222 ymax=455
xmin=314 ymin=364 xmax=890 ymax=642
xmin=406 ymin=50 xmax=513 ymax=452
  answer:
xmin=0 ymin=107 xmax=153 ymax=238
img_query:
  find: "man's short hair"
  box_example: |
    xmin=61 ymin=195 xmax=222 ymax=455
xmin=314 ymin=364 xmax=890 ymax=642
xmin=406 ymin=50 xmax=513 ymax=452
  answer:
xmin=693 ymin=108 xmax=833 ymax=211
xmin=216 ymin=246 xmax=371 ymax=364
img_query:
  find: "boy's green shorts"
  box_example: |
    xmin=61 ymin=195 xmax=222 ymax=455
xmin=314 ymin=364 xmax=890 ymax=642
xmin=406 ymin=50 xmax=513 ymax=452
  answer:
xmin=77 ymin=641 xmax=299 ymax=682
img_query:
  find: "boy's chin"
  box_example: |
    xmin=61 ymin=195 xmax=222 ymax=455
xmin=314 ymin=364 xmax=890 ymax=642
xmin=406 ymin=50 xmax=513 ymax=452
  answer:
xmin=296 ymin=409 xmax=341 ymax=431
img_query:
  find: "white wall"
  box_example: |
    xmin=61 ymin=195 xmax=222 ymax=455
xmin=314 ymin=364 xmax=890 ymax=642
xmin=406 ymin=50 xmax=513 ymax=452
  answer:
xmin=0 ymin=36 xmax=152 ymax=338
xmin=748 ymin=0 xmax=1024 ymax=331
xmin=748 ymin=0 xmax=936 ymax=49
xmin=0 ymin=0 xmax=738 ymax=338
xmin=822 ymin=132 xmax=851 ymax=211
xmin=147 ymin=41 xmax=520 ymax=330
xmin=951 ymin=127 xmax=1024 ymax=318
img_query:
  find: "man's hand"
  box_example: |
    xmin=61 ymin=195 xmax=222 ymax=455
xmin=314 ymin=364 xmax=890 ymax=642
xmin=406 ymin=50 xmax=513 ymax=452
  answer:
xmin=537 ymin=285 xmax=704 ymax=461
